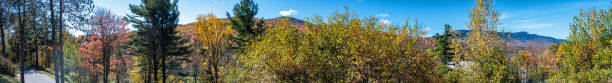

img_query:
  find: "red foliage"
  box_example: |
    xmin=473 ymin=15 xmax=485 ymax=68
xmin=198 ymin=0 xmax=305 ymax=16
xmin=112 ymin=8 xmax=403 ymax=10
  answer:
xmin=77 ymin=8 xmax=131 ymax=80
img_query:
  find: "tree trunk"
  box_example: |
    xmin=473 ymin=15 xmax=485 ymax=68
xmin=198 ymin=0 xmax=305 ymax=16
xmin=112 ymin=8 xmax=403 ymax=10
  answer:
xmin=153 ymin=57 xmax=159 ymax=82
xmin=207 ymin=55 xmax=212 ymax=82
xmin=103 ymin=39 xmax=109 ymax=83
xmin=49 ymin=0 xmax=59 ymax=82
xmin=35 ymin=42 xmax=39 ymax=69
xmin=18 ymin=0 xmax=26 ymax=83
xmin=34 ymin=26 xmax=40 ymax=69
xmin=145 ymin=61 xmax=150 ymax=83
xmin=0 ymin=7 xmax=5 ymax=57
xmin=161 ymin=27 xmax=167 ymax=83
xmin=162 ymin=57 xmax=167 ymax=83
xmin=58 ymin=0 xmax=65 ymax=82
xmin=193 ymin=46 xmax=199 ymax=83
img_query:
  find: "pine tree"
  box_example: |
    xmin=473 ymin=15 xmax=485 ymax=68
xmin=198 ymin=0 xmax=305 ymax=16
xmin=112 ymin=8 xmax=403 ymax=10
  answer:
xmin=433 ymin=24 xmax=454 ymax=81
xmin=0 ymin=0 xmax=7 ymax=57
xmin=52 ymin=0 xmax=93 ymax=82
xmin=58 ymin=0 xmax=65 ymax=82
xmin=226 ymin=0 xmax=265 ymax=53
xmin=18 ymin=0 xmax=25 ymax=82
xmin=434 ymin=24 xmax=454 ymax=65
xmin=125 ymin=0 xmax=190 ymax=82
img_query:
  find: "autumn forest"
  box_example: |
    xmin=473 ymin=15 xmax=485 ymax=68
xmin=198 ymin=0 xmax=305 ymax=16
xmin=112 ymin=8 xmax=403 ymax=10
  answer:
xmin=0 ymin=0 xmax=610 ymax=83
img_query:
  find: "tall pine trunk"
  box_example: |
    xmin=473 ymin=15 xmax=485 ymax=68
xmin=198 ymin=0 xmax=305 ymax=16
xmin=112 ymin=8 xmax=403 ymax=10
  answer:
xmin=161 ymin=56 xmax=166 ymax=83
xmin=161 ymin=26 xmax=168 ymax=83
xmin=0 ymin=6 xmax=5 ymax=57
xmin=153 ymin=56 xmax=159 ymax=82
xmin=145 ymin=60 xmax=150 ymax=83
xmin=18 ymin=0 xmax=26 ymax=83
xmin=58 ymin=0 xmax=65 ymax=82
xmin=35 ymin=39 xmax=38 ymax=69
xmin=49 ymin=0 xmax=60 ymax=82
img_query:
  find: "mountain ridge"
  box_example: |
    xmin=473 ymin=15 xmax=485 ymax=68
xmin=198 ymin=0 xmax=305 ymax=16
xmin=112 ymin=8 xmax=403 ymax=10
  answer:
xmin=449 ymin=30 xmax=564 ymax=44
xmin=179 ymin=16 xmax=563 ymax=44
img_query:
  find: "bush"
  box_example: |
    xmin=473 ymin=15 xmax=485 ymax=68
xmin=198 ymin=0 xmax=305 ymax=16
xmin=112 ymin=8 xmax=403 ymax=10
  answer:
xmin=0 ymin=57 xmax=16 ymax=76
xmin=0 ymin=74 xmax=19 ymax=83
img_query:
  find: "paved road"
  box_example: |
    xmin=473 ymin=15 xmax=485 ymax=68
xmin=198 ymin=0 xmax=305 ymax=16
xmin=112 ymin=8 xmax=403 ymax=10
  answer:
xmin=16 ymin=68 xmax=55 ymax=83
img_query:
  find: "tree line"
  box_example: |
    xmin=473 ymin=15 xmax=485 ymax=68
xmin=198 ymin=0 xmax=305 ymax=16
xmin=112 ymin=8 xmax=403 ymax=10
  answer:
xmin=0 ymin=0 xmax=609 ymax=83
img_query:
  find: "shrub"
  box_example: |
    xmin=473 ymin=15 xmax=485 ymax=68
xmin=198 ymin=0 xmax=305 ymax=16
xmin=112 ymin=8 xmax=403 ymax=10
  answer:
xmin=0 ymin=57 xmax=16 ymax=76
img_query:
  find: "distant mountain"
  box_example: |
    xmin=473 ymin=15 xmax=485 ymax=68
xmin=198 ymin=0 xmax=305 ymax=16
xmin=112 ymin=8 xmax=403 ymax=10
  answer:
xmin=263 ymin=16 xmax=306 ymax=26
xmin=446 ymin=30 xmax=564 ymax=44
xmin=179 ymin=16 xmax=306 ymax=29
xmin=179 ymin=17 xmax=563 ymax=45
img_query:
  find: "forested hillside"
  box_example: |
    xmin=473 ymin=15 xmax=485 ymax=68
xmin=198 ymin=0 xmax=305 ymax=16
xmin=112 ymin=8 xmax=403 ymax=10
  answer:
xmin=0 ymin=0 xmax=609 ymax=83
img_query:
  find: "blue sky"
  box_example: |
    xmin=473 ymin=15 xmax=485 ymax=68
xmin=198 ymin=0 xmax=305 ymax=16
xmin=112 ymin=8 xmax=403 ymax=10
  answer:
xmin=93 ymin=0 xmax=611 ymax=39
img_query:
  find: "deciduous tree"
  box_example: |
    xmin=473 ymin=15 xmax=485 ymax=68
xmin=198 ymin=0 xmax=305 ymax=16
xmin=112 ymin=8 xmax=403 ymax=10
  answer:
xmin=193 ymin=14 xmax=233 ymax=82
xmin=449 ymin=0 xmax=519 ymax=82
xmin=78 ymin=8 xmax=130 ymax=83
xmin=551 ymin=7 xmax=612 ymax=82
xmin=237 ymin=9 xmax=439 ymax=82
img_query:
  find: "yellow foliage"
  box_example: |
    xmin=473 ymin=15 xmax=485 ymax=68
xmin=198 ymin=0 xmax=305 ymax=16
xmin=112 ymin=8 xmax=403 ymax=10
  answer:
xmin=449 ymin=0 xmax=519 ymax=82
xmin=193 ymin=14 xmax=234 ymax=82
xmin=237 ymin=9 xmax=438 ymax=82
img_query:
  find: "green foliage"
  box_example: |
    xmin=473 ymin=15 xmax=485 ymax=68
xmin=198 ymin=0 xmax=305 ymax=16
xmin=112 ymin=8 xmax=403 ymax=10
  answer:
xmin=62 ymin=32 xmax=86 ymax=83
xmin=434 ymin=24 xmax=454 ymax=65
xmin=226 ymin=0 xmax=266 ymax=52
xmin=241 ymin=18 xmax=303 ymax=82
xmin=234 ymin=9 xmax=439 ymax=82
xmin=0 ymin=74 xmax=19 ymax=83
xmin=433 ymin=24 xmax=454 ymax=81
xmin=125 ymin=0 xmax=190 ymax=82
xmin=0 ymin=57 xmax=16 ymax=76
xmin=449 ymin=0 xmax=519 ymax=82
xmin=551 ymin=6 xmax=612 ymax=82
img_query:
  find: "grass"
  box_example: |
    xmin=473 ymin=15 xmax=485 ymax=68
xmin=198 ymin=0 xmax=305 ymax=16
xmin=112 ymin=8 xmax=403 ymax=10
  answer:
xmin=0 ymin=74 xmax=19 ymax=83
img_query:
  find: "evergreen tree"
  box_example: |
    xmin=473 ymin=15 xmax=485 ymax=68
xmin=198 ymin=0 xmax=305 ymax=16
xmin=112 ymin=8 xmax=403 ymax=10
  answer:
xmin=434 ymin=24 xmax=454 ymax=65
xmin=17 ymin=0 xmax=25 ymax=82
xmin=54 ymin=0 xmax=93 ymax=82
xmin=433 ymin=24 xmax=454 ymax=81
xmin=0 ymin=0 xmax=7 ymax=57
xmin=125 ymin=0 xmax=190 ymax=82
xmin=226 ymin=0 xmax=265 ymax=52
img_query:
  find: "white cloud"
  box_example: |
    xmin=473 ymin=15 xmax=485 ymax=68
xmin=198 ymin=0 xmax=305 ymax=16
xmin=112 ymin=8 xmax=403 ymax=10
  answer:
xmin=422 ymin=27 xmax=430 ymax=32
xmin=69 ymin=29 xmax=85 ymax=37
xmin=424 ymin=34 xmax=434 ymax=37
xmin=516 ymin=23 xmax=554 ymax=29
xmin=280 ymin=9 xmax=298 ymax=16
xmin=380 ymin=19 xmax=391 ymax=24
xmin=500 ymin=13 xmax=511 ymax=19
xmin=376 ymin=13 xmax=389 ymax=17
xmin=508 ymin=18 xmax=553 ymax=29
xmin=514 ymin=19 xmax=536 ymax=24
